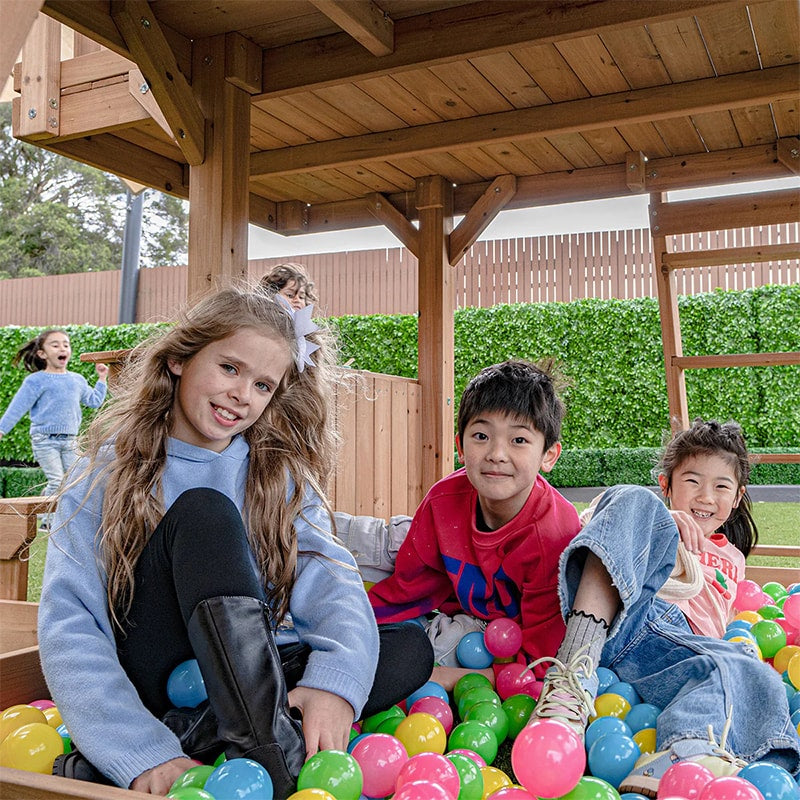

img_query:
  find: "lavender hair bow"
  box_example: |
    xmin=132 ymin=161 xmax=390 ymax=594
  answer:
xmin=275 ymin=294 xmax=320 ymax=372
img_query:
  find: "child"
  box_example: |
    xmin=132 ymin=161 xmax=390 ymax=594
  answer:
xmin=0 ymin=329 xmax=108 ymax=499
xmin=369 ymin=360 xmax=799 ymax=794
xmin=260 ymin=262 xmax=317 ymax=310
xmin=38 ymin=286 xmax=432 ymax=797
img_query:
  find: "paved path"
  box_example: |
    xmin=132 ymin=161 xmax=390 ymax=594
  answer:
xmin=559 ymin=485 xmax=799 ymax=503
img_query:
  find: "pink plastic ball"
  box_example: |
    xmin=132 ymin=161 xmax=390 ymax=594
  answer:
xmin=495 ymin=663 xmax=538 ymax=701
xmin=776 ymin=617 xmax=800 ymax=646
xmin=393 ymin=780 xmax=454 ymax=800
xmin=351 ymin=734 xmax=409 ymax=799
xmin=410 ymin=697 xmax=455 ymax=735
xmin=484 ymin=619 xmax=524 ymax=659
xmin=27 ymin=700 xmax=56 ymax=711
xmin=511 ymin=719 xmax=585 ymax=798
xmin=783 ymin=593 xmax=800 ymax=628
xmin=658 ymin=760 xmax=716 ymax=799
xmin=446 ymin=748 xmax=487 ymax=769
xmin=735 ymin=581 xmax=767 ymax=613
xmin=697 ymin=776 xmax=765 ymax=800
xmin=396 ymin=753 xmax=461 ymax=799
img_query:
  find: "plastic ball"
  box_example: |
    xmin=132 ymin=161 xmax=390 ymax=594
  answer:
xmin=288 ymin=790 xmax=338 ymax=800
xmin=481 ymin=765 xmax=513 ymax=797
xmin=0 ymin=704 xmax=47 ymax=742
xmin=205 ymin=758 xmax=273 ymax=800
xmin=407 ymin=681 xmax=450 ymax=708
xmin=55 ymin=723 xmax=72 ymax=754
xmin=0 ymin=722 xmax=65 ymax=773
xmin=167 ymin=659 xmax=208 ymax=709
xmin=495 ymin=663 xmax=538 ymax=701
xmin=511 ymin=719 xmax=586 ymax=798
xmin=484 ymin=619 xmax=523 ymax=659
xmin=750 ymin=620 xmax=787 ymax=659
xmin=773 ymin=645 xmax=800 ymax=674
xmin=789 ymin=691 xmax=800 ymax=715
xmin=621 ymin=793 xmax=651 ymax=800
xmin=758 ymin=605 xmax=784 ymax=621
xmin=726 ymin=620 xmax=753 ymax=633
xmin=457 ymin=687 xmax=502 ymax=719
xmin=410 ymin=696 xmax=454 ymax=735
xmin=296 ymin=750 xmax=363 ymax=800
xmin=554 ymin=774 xmax=621 ymax=800
xmin=488 ymin=787 xmax=537 ymax=800
xmin=591 ymin=693 xmax=631 ymax=721
xmin=167 ymin=788 xmax=215 ymax=800
xmin=697 ymin=776 xmax=765 ymax=800
xmin=347 ymin=733 xmax=369 ymax=753
xmin=396 ymin=752 xmax=461 ymax=798
xmin=788 ymin=652 xmax=800 ymax=689
xmin=596 ymin=667 xmax=619 ymax=695
xmin=624 ymin=703 xmax=661 ymax=734
xmin=395 ymin=713 xmax=448 ymax=756
xmin=28 ymin=699 xmax=56 ymax=711
xmin=375 ymin=715 xmax=405 ymax=736
xmin=500 ymin=695 xmax=537 ymax=739
xmin=454 ymin=673 xmax=494 ymax=704
xmin=457 ymin=632 xmax=494 ymax=670
xmin=632 ymin=728 xmax=656 ymax=755
xmin=587 ymin=732 xmax=640 ymax=789
xmin=733 ymin=611 xmax=762 ymax=625
xmin=585 ymin=717 xmax=632 ymax=751
xmin=737 ymin=761 xmax=798 ymax=800
xmin=761 ymin=582 xmax=789 ymax=603
xmin=735 ymin=581 xmax=767 ymax=613
xmin=362 ymin=705 xmax=405 ymax=734
xmin=170 ymin=764 xmax=216 ymax=792
xmin=605 ymin=682 xmax=640 ymax=708
xmin=658 ymin=760 xmax=715 ymax=800
xmin=351 ymin=733 xmax=408 ymax=799
xmin=448 ymin=721 xmax=498 ymax=766
xmin=447 ymin=748 xmax=487 ymax=769
xmin=783 ymin=594 xmax=800 ymax=628
xmin=464 ymin=701 xmax=509 ymax=746
xmin=447 ymin=752 xmax=484 ymax=800
xmin=42 ymin=706 xmax=63 ymax=729
xmin=393 ymin=780 xmax=453 ymax=800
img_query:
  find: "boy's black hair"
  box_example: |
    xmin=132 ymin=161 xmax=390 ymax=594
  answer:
xmin=457 ymin=359 xmax=564 ymax=450
xmin=13 ymin=329 xmax=66 ymax=373
xmin=659 ymin=418 xmax=758 ymax=557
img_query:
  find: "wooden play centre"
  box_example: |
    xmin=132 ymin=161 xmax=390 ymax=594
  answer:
xmin=1 ymin=0 xmax=799 ymax=796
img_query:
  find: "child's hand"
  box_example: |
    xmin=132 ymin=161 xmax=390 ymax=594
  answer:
xmin=288 ymin=685 xmax=354 ymax=757
xmin=669 ymin=510 xmax=706 ymax=555
xmin=95 ymin=363 xmax=109 ymax=381
xmin=130 ymin=756 xmax=198 ymax=794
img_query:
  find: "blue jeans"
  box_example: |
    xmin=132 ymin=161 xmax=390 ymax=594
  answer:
xmin=31 ymin=433 xmax=78 ymax=496
xmin=558 ymin=485 xmax=799 ymax=773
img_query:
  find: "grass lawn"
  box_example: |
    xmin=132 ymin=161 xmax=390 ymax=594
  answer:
xmin=24 ymin=502 xmax=799 ymax=603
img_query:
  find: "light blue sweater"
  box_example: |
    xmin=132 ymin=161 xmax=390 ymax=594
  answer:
xmin=38 ymin=436 xmax=379 ymax=789
xmin=0 ymin=370 xmax=106 ymax=435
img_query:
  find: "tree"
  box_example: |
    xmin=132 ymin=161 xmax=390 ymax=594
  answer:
xmin=0 ymin=102 xmax=187 ymax=279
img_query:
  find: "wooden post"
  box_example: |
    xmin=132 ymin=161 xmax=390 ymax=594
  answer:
xmin=0 ymin=1 xmax=43 ymax=99
xmin=650 ymin=193 xmax=688 ymax=433
xmin=416 ymin=175 xmax=455 ymax=493
xmin=187 ymin=35 xmax=251 ymax=299
xmin=17 ymin=11 xmax=60 ymax=140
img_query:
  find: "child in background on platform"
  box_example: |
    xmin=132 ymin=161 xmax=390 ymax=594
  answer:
xmin=0 ymin=329 xmax=108 ymax=500
xmin=38 ymin=286 xmax=432 ymax=797
xmin=260 ymin=262 xmax=317 ymax=310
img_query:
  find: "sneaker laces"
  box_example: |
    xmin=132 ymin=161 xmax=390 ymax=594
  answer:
xmin=527 ymin=644 xmax=597 ymax=728
xmin=705 ymin=709 xmax=747 ymax=770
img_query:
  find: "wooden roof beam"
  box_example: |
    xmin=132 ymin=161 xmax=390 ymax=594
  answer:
xmin=449 ymin=175 xmax=516 ymax=266
xmin=110 ymin=0 xmax=205 ymax=165
xmin=259 ymin=0 xmax=752 ymax=98
xmin=365 ymin=193 xmax=418 ymax=255
xmin=1 ymin=1 xmax=43 ymax=95
xmin=777 ymin=137 xmax=800 ymax=175
xmin=250 ymin=65 xmax=799 ymax=177
xmin=308 ymin=0 xmax=393 ymax=57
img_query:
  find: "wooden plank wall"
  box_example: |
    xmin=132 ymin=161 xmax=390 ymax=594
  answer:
xmin=1 ymin=225 xmax=798 ymax=325
xmin=330 ymin=370 xmax=422 ymax=517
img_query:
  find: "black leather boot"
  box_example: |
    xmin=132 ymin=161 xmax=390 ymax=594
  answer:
xmin=187 ymin=595 xmax=306 ymax=799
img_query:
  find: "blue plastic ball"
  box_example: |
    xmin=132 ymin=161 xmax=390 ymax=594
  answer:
xmin=456 ymin=631 xmax=494 ymax=670
xmin=205 ymin=757 xmax=273 ymax=800
xmin=726 ymin=619 xmax=753 ymax=632
xmin=585 ymin=716 xmax=632 ymax=751
xmin=167 ymin=659 xmax=208 ymax=708
xmin=605 ymin=681 xmax=641 ymax=707
xmin=738 ymin=761 xmax=799 ymax=800
xmin=406 ymin=680 xmax=450 ymax=707
xmin=587 ymin=732 xmax=641 ymax=788
xmin=621 ymin=794 xmax=650 ymax=800
xmin=788 ymin=691 xmax=800 ymax=715
xmin=623 ymin=703 xmax=661 ymax=734
xmin=596 ymin=666 xmax=618 ymax=695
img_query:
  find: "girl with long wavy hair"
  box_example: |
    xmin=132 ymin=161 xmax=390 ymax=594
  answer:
xmin=38 ymin=285 xmax=432 ymax=797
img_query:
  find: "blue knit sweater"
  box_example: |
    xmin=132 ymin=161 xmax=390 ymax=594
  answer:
xmin=38 ymin=435 xmax=379 ymax=789
xmin=0 ymin=371 xmax=106 ymax=435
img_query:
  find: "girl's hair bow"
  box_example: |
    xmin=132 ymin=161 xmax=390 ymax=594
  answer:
xmin=274 ymin=294 xmax=320 ymax=372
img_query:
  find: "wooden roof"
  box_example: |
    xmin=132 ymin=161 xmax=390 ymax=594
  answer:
xmin=12 ymin=0 xmax=800 ymax=239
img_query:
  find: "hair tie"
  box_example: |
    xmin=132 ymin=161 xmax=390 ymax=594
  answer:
xmin=274 ymin=294 xmax=320 ymax=372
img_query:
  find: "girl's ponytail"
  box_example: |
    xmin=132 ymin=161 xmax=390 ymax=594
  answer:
xmin=13 ymin=329 xmax=66 ymax=372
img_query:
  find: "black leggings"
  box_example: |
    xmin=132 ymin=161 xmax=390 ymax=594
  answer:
xmin=116 ymin=488 xmax=433 ymax=719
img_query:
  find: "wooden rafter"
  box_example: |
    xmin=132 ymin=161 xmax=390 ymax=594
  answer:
xmin=259 ymin=0 xmax=752 ymax=97
xmin=250 ymin=65 xmax=799 ymax=178
xmin=128 ymin=67 xmax=175 ymax=141
xmin=308 ymin=0 xmax=394 ymax=57
xmin=365 ymin=193 xmax=419 ymax=256
xmin=110 ymin=0 xmax=205 ymax=165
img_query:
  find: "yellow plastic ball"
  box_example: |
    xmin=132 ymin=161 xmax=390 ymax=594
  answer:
xmin=773 ymin=645 xmax=800 ymax=674
xmin=42 ymin=706 xmax=63 ymax=729
xmin=0 ymin=705 xmax=47 ymax=743
xmin=0 ymin=722 xmax=64 ymax=773
xmin=590 ymin=692 xmax=631 ymax=721
xmin=288 ymin=790 xmax=337 ymax=800
xmin=480 ymin=765 xmax=512 ymax=799
xmin=633 ymin=727 xmax=657 ymax=755
xmin=732 ymin=611 xmax=762 ymax=624
xmin=787 ymin=651 xmax=800 ymax=690
xmin=393 ymin=712 xmax=447 ymax=756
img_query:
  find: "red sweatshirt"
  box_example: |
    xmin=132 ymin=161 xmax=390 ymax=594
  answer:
xmin=369 ymin=469 xmax=581 ymax=662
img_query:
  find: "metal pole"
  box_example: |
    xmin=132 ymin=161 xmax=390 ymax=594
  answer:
xmin=118 ymin=188 xmax=144 ymax=324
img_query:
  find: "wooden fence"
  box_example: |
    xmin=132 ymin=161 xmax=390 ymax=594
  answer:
xmin=1 ymin=225 xmax=798 ymax=325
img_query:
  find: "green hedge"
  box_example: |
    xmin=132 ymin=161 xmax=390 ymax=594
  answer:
xmin=2 ymin=285 xmax=798 ymax=472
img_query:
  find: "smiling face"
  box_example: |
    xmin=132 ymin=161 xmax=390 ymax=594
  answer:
xmin=168 ymin=328 xmax=293 ymax=452
xmin=457 ymin=410 xmax=561 ymax=530
xmin=659 ymin=453 xmax=744 ymax=537
xmin=37 ymin=332 xmax=71 ymax=372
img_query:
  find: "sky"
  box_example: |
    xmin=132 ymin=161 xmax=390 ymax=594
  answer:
xmin=248 ymin=176 xmax=799 ymax=259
